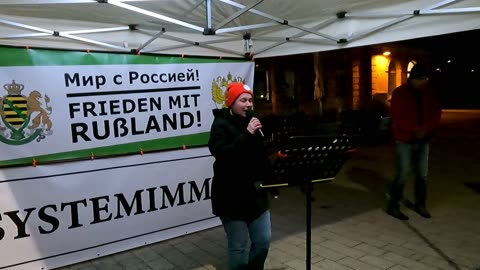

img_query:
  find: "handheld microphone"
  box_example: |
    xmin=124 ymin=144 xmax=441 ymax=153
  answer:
xmin=246 ymin=109 xmax=264 ymax=137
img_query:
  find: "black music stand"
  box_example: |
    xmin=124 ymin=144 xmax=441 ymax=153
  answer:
xmin=260 ymin=135 xmax=355 ymax=270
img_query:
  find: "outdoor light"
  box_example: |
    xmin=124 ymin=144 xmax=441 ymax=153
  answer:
xmin=382 ymin=51 xmax=391 ymax=56
xmin=447 ymin=60 xmax=452 ymax=63
xmin=243 ymin=32 xmax=253 ymax=54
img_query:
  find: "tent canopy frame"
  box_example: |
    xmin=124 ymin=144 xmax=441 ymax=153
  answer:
xmin=0 ymin=0 xmax=479 ymax=58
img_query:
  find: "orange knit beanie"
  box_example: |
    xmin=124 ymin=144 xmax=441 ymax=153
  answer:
xmin=225 ymin=82 xmax=252 ymax=108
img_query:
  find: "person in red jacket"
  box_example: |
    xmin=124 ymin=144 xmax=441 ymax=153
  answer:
xmin=386 ymin=63 xmax=442 ymax=220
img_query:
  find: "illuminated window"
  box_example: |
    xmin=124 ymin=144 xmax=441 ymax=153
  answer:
xmin=407 ymin=61 xmax=417 ymax=78
xmin=253 ymin=65 xmax=270 ymax=102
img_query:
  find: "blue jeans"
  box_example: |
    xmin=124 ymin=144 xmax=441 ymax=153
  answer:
xmin=220 ymin=210 xmax=271 ymax=270
xmin=389 ymin=142 xmax=430 ymax=207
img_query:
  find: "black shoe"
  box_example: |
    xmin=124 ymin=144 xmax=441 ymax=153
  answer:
xmin=386 ymin=207 xmax=409 ymax=220
xmin=414 ymin=206 xmax=431 ymax=218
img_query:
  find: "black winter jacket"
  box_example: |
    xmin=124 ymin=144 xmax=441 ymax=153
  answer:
xmin=208 ymin=108 xmax=274 ymax=222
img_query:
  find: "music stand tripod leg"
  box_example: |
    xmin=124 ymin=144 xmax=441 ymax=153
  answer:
xmin=305 ymin=181 xmax=313 ymax=270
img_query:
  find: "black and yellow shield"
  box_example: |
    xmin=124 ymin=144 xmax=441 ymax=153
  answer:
xmin=2 ymin=95 xmax=27 ymax=129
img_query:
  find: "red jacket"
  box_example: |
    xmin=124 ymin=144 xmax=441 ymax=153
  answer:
xmin=390 ymin=83 xmax=442 ymax=143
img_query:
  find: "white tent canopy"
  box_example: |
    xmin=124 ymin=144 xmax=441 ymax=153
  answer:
xmin=0 ymin=0 xmax=479 ymax=58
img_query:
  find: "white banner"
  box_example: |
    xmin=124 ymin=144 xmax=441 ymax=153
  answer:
xmin=0 ymin=147 xmax=219 ymax=270
xmin=1 ymin=59 xmax=254 ymax=166
xmin=0 ymin=48 xmax=255 ymax=269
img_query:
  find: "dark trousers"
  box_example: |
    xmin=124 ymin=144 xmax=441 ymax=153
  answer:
xmin=388 ymin=142 xmax=430 ymax=208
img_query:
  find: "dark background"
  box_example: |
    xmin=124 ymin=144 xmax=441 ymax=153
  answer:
xmin=399 ymin=29 xmax=479 ymax=109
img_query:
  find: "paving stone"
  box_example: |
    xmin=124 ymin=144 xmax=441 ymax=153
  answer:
xmin=311 ymin=244 xmax=347 ymax=261
xmin=441 ymin=254 xmax=479 ymax=269
xmin=382 ymin=252 xmax=439 ymax=270
xmin=353 ymin=243 xmax=385 ymax=256
xmin=387 ymin=265 xmax=411 ymax=270
xmin=173 ymin=241 xmax=200 ymax=254
xmin=359 ymin=255 xmax=395 ymax=269
xmin=315 ymin=259 xmax=353 ymax=270
xmin=317 ymin=230 xmax=362 ymax=247
xmin=376 ymin=234 xmax=408 ymax=246
xmin=265 ymin=258 xmax=294 ymax=270
xmin=420 ymin=254 xmax=463 ymax=270
xmin=114 ymin=254 xmax=144 ymax=268
xmin=267 ymin=248 xmax=297 ymax=263
xmin=275 ymin=244 xmax=307 ymax=260
xmin=133 ymin=246 xmax=161 ymax=262
xmin=163 ymin=248 xmax=201 ymax=268
xmin=123 ymin=264 xmax=151 ymax=270
xmin=144 ymin=257 xmax=175 ymax=270
xmin=383 ymin=244 xmax=417 ymax=258
xmin=283 ymin=259 xmax=324 ymax=270
xmin=319 ymin=240 xmax=366 ymax=259
xmin=310 ymin=255 xmax=325 ymax=264
xmin=90 ymin=262 xmax=125 ymax=270
xmin=401 ymin=241 xmax=444 ymax=257
xmin=337 ymin=256 xmax=382 ymax=270
xmin=409 ymin=252 xmax=427 ymax=261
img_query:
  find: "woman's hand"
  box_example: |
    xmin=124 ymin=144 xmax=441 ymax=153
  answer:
xmin=247 ymin=117 xmax=263 ymax=135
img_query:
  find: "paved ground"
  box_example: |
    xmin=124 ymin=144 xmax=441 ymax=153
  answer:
xmin=58 ymin=110 xmax=480 ymax=270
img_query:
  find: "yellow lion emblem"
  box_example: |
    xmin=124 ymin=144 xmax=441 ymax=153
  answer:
xmin=211 ymin=73 xmax=245 ymax=108
xmin=26 ymin=90 xmax=52 ymax=130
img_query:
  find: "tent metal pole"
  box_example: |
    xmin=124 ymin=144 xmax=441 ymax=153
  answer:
xmin=64 ymin=27 xmax=130 ymax=35
xmin=141 ymin=34 xmax=239 ymax=53
xmin=137 ymin=29 xmax=166 ymax=52
xmin=346 ymin=0 xmax=461 ymax=18
xmin=427 ymin=0 xmax=459 ymax=10
xmin=216 ymin=22 xmax=277 ymax=34
xmin=0 ymin=19 xmax=53 ymax=35
xmin=182 ymin=0 xmax=204 ymax=18
xmin=346 ymin=12 xmax=412 ymax=18
xmin=219 ymin=0 xmax=338 ymax=41
xmin=201 ymin=44 xmax=245 ymax=56
xmin=422 ymin=7 xmax=480 ymax=14
xmin=201 ymin=37 xmax=242 ymax=45
xmin=219 ymin=0 xmax=284 ymax=23
xmin=287 ymin=38 xmax=338 ymax=45
xmin=59 ymin=32 xmax=129 ymax=51
xmin=0 ymin=18 xmax=129 ymax=52
xmin=108 ymin=0 xmax=204 ymax=32
xmin=289 ymin=24 xmax=338 ymax=42
xmin=215 ymin=0 xmax=264 ymax=30
xmin=143 ymin=43 xmax=193 ymax=53
xmin=348 ymin=15 xmax=413 ymax=43
xmin=253 ymin=18 xmax=338 ymax=56
xmin=253 ymin=40 xmax=287 ymax=56
xmin=0 ymin=0 xmax=93 ymax=4
xmin=0 ymin=33 xmax=50 ymax=39
xmin=346 ymin=6 xmax=480 ymax=16
xmin=206 ymin=0 xmax=212 ymax=29
xmin=148 ymin=41 xmax=245 ymax=57
xmin=155 ymin=34 xmax=244 ymax=56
